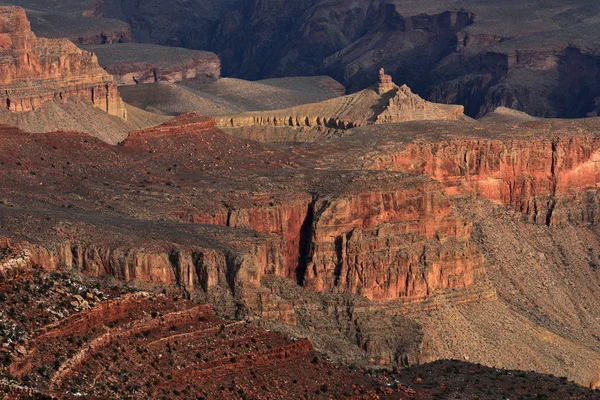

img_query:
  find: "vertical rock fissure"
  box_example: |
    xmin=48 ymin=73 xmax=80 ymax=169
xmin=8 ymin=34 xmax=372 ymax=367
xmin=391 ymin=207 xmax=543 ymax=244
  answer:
xmin=296 ymin=197 xmax=316 ymax=286
xmin=225 ymin=253 xmax=242 ymax=295
xmin=168 ymin=248 xmax=190 ymax=299
xmin=334 ymin=235 xmax=344 ymax=286
xmin=192 ymin=251 xmax=207 ymax=292
xmin=226 ymin=205 xmax=233 ymax=227
xmin=545 ymin=140 xmax=559 ymax=226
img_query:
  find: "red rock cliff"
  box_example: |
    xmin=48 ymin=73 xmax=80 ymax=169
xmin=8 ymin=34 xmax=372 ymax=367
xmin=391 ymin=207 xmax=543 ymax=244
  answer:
xmin=302 ymin=181 xmax=481 ymax=300
xmin=371 ymin=132 xmax=600 ymax=226
xmin=0 ymin=6 xmax=126 ymax=119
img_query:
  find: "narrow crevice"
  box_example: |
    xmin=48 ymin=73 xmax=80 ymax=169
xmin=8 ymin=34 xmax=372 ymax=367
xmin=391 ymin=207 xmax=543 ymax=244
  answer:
xmin=226 ymin=206 xmax=233 ymax=227
xmin=296 ymin=197 xmax=316 ymax=286
xmin=333 ymin=236 xmax=344 ymax=286
xmin=225 ymin=253 xmax=242 ymax=295
xmin=545 ymin=140 xmax=559 ymax=226
xmin=192 ymin=251 xmax=207 ymax=292
xmin=168 ymin=248 xmax=190 ymax=299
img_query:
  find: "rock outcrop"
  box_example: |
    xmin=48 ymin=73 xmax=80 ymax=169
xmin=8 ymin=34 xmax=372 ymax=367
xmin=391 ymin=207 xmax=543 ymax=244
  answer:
xmin=369 ymin=131 xmax=600 ymax=226
xmin=83 ymin=43 xmax=221 ymax=85
xmin=0 ymin=114 xmax=484 ymax=306
xmin=0 ymin=6 xmax=126 ymax=119
xmin=302 ymin=184 xmax=481 ymax=300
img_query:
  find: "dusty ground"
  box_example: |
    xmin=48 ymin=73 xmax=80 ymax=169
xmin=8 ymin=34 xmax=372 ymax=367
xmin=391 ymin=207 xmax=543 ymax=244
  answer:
xmin=0 ymin=99 xmax=169 ymax=144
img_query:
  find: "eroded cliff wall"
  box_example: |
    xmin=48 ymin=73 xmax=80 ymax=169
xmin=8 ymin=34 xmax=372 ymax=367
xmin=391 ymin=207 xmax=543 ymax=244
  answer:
xmin=0 ymin=6 xmax=126 ymax=119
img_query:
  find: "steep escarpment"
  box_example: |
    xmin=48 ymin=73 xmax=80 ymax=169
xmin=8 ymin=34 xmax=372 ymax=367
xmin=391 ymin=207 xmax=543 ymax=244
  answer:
xmin=302 ymin=183 xmax=481 ymax=300
xmin=0 ymin=6 xmax=126 ymax=119
xmin=366 ymin=130 xmax=600 ymax=226
xmin=0 ymin=115 xmax=484 ymax=308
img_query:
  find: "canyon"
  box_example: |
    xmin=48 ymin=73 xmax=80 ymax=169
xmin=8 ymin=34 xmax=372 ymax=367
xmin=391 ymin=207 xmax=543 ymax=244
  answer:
xmin=8 ymin=0 xmax=600 ymax=118
xmin=69 ymin=0 xmax=600 ymax=118
xmin=2 ymin=106 xmax=600 ymax=387
xmin=2 ymin=2 xmax=600 ymax=398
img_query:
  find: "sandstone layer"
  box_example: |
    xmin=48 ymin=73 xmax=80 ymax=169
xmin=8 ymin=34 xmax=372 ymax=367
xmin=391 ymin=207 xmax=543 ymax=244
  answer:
xmin=0 ymin=6 xmax=126 ymax=119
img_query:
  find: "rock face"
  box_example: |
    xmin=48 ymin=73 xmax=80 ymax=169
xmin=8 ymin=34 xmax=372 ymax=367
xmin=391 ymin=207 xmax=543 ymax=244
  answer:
xmin=83 ymin=43 xmax=221 ymax=85
xmin=370 ymin=132 xmax=600 ymax=226
xmin=0 ymin=6 xmax=126 ymax=119
xmin=0 ymin=114 xmax=483 ymax=307
xmin=302 ymin=184 xmax=481 ymax=300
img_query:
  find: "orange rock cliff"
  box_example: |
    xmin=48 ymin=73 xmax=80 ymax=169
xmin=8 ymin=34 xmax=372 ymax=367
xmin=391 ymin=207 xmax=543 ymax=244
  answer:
xmin=0 ymin=6 xmax=127 ymax=119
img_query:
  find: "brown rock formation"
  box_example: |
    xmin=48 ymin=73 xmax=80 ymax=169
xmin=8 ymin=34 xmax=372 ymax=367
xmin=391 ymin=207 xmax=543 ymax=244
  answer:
xmin=83 ymin=43 xmax=221 ymax=85
xmin=0 ymin=6 xmax=126 ymax=119
xmin=301 ymin=183 xmax=481 ymax=300
xmin=376 ymin=84 xmax=465 ymax=124
xmin=376 ymin=68 xmax=395 ymax=95
xmin=215 ymin=77 xmax=464 ymax=133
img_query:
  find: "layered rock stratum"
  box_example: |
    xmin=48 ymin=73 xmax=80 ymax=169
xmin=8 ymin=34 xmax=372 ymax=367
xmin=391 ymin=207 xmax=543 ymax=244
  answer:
xmin=83 ymin=43 xmax=221 ymax=85
xmin=0 ymin=6 xmax=126 ymax=118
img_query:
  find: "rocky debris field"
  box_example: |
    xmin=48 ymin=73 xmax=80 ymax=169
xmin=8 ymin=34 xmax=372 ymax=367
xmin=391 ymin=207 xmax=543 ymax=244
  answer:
xmin=0 ymin=270 xmax=597 ymax=399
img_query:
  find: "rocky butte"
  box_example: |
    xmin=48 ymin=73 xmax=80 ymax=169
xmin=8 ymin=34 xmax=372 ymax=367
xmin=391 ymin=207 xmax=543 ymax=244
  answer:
xmin=0 ymin=6 xmax=127 ymax=119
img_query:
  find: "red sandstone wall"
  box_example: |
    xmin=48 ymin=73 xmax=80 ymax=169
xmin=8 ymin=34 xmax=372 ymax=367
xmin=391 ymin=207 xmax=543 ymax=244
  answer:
xmin=0 ymin=6 xmax=126 ymax=119
xmin=372 ymin=136 xmax=600 ymax=225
